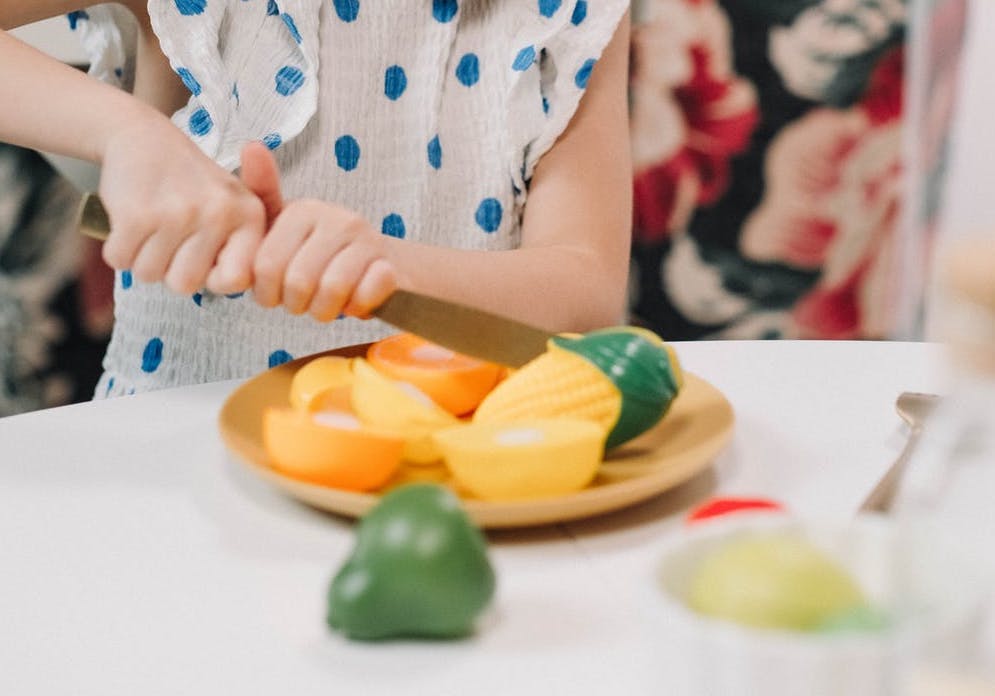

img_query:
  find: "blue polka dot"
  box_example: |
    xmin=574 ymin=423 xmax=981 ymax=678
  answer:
xmin=334 ymin=135 xmax=361 ymax=171
xmin=575 ymin=58 xmax=596 ymax=89
xmin=281 ymin=13 xmax=302 ymax=43
xmin=542 ymin=95 xmax=549 ymax=114
xmin=381 ymin=214 xmax=406 ymax=239
xmin=538 ymin=0 xmax=561 ymax=17
xmin=384 ymin=65 xmax=407 ymax=100
xmin=333 ymin=0 xmax=359 ymax=21
xmin=266 ymin=0 xmax=279 ymax=15
xmin=475 ymin=198 xmax=502 ymax=233
xmin=176 ymin=68 xmax=201 ymax=96
xmin=121 ymin=270 xmax=133 ymax=289
xmin=571 ymin=0 xmax=587 ymax=24
xmin=268 ymin=350 xmax=293 ymax=368
xmin=66 ymin=10 xmax=89 ymax=30
xmin=141 ymin=338 xmax=164 ymax=373
xmin=512 ymin=45 xmax=536 ymax=71
xmin=105 ymin=377 xmax=115 ymax=396
xmin=188 ymin=108 xmax=213 ymax=136
xmin=225 ymin=292 xmax=245 ymax=299
xmin=114 ymin=67 xmax=124 ymax=79
xmin=274 ymin=66 xmax=305 ymax=96
xmin=432 ymin=0 xmax=458 ymax=22
xmin=427 ymin=135 xmax=442 ymax=169
xmin=175 ymin=0 xmax=206 ymax=16
xmin=262 ymin=132 xmax=282 ymax=150
xmin=456 ymin=53 xmax=480 ymax=87
xmin=192 ymin=292 xmax=203 ymax=306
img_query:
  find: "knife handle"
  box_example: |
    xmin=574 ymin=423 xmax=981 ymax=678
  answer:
xmin=78 ymin=193 xmax=110 ymax=241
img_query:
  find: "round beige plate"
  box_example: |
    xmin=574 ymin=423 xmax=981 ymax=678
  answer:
xmin=219 ymin=345 xmax=735 ymax=528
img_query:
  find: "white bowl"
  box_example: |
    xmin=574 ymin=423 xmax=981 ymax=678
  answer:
xmin=644 ymin=513 xmax=990 ymax=696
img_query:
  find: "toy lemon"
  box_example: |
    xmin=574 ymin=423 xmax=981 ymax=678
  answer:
xmin=474 ymin=327 xmax=683 ymax=450
xmin=263 ymin=408 xmax=405 ymax=491
xmin=366 ymin=333 xmax=504 ymax=416
xmin=350 ymin=358 xmax=459 ymax=464
xmin=289 ymin=356 xmax=354 ymax=412
xmin=433 ymin=418 xmax=605 ymax=500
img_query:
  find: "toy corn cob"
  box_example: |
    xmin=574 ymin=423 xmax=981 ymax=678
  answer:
xmin=473 ymin=327 xmax=683 ymax=450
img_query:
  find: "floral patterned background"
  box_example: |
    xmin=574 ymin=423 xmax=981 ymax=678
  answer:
xmin=629 ymin=0 xmax=966 ymax=340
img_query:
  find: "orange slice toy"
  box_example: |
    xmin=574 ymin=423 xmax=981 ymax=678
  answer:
xmin=367 ymin=333 xmax=504 ymax=416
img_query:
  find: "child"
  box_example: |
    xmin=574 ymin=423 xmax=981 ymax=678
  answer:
xmin=0 ymin=1 xmax=632 ymax=395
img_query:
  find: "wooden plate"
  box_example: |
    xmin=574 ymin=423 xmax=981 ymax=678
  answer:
xmin=219 ymin=346 xmax=735 ymax=528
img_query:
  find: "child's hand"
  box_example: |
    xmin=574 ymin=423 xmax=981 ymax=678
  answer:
xmin=97 ymin=116 xmax=267 ymax=295
xmin=246 ymin=148 xmax=398 ymax=321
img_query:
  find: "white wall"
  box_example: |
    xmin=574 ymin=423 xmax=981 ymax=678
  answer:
xmin=9 ymin=16 xmax=87 ymax=65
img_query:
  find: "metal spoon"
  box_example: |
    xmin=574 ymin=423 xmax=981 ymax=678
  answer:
xmin=858 ymin=392 xmax=940 ymax=514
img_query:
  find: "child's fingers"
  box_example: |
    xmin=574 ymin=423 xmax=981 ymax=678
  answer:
xmin=281 ymin=228 xmax=347 ymax=315
xmin=306 ymin=242 xmax=380 ymax=322
xmin=101 ymin=214 xmax=154 ymax=271
xmin=252 ymin=207 xmax=315 ymax=308
xmin=206 ymin=224 xmax=264 ymax=295
xmin=342 ymin=258 xmax=398 ymax=319
xmin=164 ymin=232 xmax=221 ymax=296
xmin=240 ymin=142 xmax=284 ymax=223
xmin=130 ymin=226 xmax=187 ymax=284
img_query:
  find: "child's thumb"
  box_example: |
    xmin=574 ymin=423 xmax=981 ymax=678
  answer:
xmin=240 ymin=141 xmax=283 ymax=223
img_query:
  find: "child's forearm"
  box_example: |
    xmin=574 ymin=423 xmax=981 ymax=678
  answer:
xmin=385 ymin=240 xmax=628 ymax=333
xmin=0 ymin=29 xmax=165 ymax=163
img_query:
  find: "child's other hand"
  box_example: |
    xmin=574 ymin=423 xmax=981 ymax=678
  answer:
xmin=97 ymin=117 xmax=267 ymax=295
xmin=246 ymin=152 xmax=397 ymax=321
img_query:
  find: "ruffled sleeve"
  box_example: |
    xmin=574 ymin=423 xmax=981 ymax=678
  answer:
xmin=73 ymin=0 xmax=321 ymax=172
xmin=71 ymin=4 xmax=137 ymax=92
xmin=505 ymin=0 xmax=630 ymax=197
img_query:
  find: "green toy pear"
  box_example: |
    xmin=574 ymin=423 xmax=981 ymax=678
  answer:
xmin=328 ymin=483 xmax=496 ymax=640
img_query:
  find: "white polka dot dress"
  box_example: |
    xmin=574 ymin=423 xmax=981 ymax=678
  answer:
xmin=72 ymin=0 xmax=629 ymax=396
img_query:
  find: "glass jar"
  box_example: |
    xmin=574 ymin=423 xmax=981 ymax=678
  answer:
xmin=894 ymin=237 xmax=995 ymax=693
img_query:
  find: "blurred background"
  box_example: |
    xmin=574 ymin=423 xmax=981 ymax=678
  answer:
xmin=3 ymin=1 xmax=995 ymax=417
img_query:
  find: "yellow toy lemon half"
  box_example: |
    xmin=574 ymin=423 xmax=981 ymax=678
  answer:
xmin=472 ymin=343 xmax=622 ymax=434
xmin=366 ymin=333 xmax=505 ymax=416
xmin=263 ymin=408 xmax=405 ymax=491
xmin=350 ymin=358 xmax=459 ymax=464
xmin=289 ymin=356 xmax=354 ymax=412
xmin=433 ymin=418 xmax=606 ymax=500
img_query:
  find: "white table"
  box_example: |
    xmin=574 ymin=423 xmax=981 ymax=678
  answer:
xmin=0 ymin=341 xmax=986 ymax=694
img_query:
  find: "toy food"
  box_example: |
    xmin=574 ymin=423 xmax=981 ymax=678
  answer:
xmin=687 ymin=533 xmax=868 ymax=631
xmin=288 ymin=356 xmax=354 ymax=412
xmin=366 ymin=333 xmax=504 ymax=416
xmin=350 ymin=358 xmax=459 ymax=464
xmin=327 ymin=483 xmax=496 ymax=640
xmin=474 ymin=327 xmax=682 ymax=450
xmin=263 ymin=408 xmax=405 ymax=491
xmin=433 ymin=418 xmax=606 ymax=500
xmin=686 ymin=497 xmax=785 ymax=525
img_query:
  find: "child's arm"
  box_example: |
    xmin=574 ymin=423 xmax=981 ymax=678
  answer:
xmin=251 ymin=12 xmax=633 ymax=333
xmin=0 ymin=4 xmax=266 ymax=295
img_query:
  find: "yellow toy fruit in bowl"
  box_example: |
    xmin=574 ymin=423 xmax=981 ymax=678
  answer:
xmin=366 ymin=333 xmax=504 ymax=416
xmin=350 ymin=358 xmax=459 ymax=464
xmin=687 ymin=532 xmax=868 ymax=631
xmin=263 ymin=408 xmax=405 ymax=491
xmin=433 ymin=418 xmax=606 ymax=500
xmin=289 ymin=356 xmax=354 ymax=412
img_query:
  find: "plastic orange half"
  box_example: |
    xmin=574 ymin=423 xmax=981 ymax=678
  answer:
xmin=367 ymin=333 xmax=504 ymax=416
xmin=289 ymin=356 xmax=354 ymax=412
xmin=263 ymin=408 xmax=405 ymax=491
